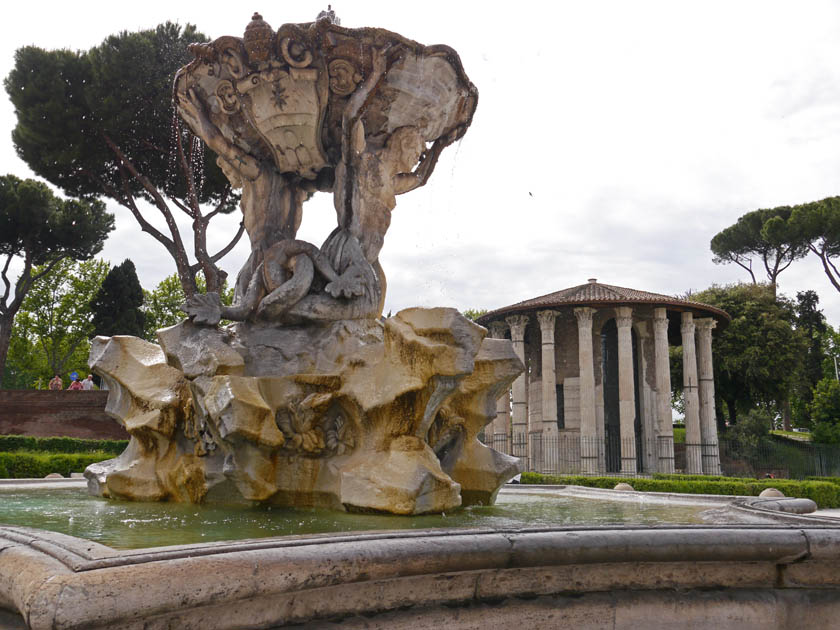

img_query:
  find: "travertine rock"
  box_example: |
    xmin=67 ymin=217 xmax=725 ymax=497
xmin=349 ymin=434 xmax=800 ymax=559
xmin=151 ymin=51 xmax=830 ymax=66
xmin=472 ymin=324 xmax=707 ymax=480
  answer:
xmin=86 ymin=309 xmax=523 ymax=513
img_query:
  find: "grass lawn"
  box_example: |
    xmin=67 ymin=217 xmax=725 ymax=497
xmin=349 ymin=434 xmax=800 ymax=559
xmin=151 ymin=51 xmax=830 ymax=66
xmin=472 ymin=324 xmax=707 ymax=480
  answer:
xmin=770 ymin=430 xmax=812 ymax=441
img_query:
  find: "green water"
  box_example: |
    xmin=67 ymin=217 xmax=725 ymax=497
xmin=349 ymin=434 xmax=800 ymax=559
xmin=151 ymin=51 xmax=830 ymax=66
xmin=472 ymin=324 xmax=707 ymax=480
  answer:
xmin=0 ymin=488 xmax=717 ymax=550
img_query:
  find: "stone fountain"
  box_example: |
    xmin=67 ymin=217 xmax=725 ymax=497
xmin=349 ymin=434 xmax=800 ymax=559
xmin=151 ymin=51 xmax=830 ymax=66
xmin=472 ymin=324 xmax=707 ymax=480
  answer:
xmin=7 ymin=14 xmax=840 ymax=630
xmin=84 ymin=12 xmax=522 ymax=514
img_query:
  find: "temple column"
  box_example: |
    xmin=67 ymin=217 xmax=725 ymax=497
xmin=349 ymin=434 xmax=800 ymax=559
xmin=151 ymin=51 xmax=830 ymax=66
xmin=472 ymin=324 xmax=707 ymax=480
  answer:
xmin=681 ymin=312 xmax=702 ymax=474
xmin=536 ymin=310 xmax=557 ymax=474
xmin=506 ymin=314 xmax=529 ymax=461
xmin=615 ymin=307 xmax=637 ymax=475
xmin=537 ymin=310 xmax=558 ymax=436
xmin=653 ymin=308 xmax=675 ymax=473
xmin=695 ymin=317 xmax=721 ymax=475
xmin=575 ymin=307 xmax=598 ymax=473
xmin=488 ymin=322 xmax=511 ymax=453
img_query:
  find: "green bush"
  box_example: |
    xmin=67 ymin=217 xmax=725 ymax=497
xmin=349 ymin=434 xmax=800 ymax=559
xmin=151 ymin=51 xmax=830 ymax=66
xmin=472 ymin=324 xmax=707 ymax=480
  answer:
xmin=0 ymin=435 xmax=127 ymax=455
xmin=0 ymin=452 xmax=111 ymax=478
xmin=519 ymin=472 xmax=840 ymax=508
xmin=806 ymin=476 xmax=840 ymax=486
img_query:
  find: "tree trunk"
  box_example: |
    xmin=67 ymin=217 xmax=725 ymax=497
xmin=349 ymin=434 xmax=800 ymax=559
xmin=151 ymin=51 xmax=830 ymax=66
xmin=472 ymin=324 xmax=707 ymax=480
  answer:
xmin=0 ymin=314 xmax=14 ymax=389
xmin=781 ymin=398 xmax=792 ymax=432
xmin=715 ymin=390 xmax=726 ymax=434
xmin=725 ymin=396 xmax=737 ymax=426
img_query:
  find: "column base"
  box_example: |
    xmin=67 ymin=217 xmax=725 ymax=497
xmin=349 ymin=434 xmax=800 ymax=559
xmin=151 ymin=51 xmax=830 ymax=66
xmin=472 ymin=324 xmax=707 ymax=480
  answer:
xmin=657 ymin=436 xmax=675 ymax=474
xmin=621 ymin=457 xmax=637 ymax=476
xmin=685 ymin=444 xmax=703 ymax=474
xmin=580 ymin=436 xmax=601 ymax=474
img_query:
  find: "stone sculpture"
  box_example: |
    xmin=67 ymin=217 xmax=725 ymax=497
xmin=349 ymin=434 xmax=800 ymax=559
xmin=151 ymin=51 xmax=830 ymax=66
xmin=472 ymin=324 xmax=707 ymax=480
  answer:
xmin=85 ymin=12 xmax=522 ymax=514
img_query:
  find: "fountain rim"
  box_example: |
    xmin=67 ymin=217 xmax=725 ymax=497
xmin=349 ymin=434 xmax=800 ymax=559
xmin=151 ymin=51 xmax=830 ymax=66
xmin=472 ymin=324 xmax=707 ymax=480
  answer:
xmin=3 ymin=482 xmax=840 ymax=628
xmin=0 ymin=482 xmax=837 ymax=561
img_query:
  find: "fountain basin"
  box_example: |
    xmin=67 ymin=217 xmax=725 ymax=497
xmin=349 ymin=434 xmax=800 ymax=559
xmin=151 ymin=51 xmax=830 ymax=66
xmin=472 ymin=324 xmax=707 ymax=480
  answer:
xmin=0 ymin=482 xmax=785 ymax=550
xmin=2 ymin=481 xmax=840 ymax=629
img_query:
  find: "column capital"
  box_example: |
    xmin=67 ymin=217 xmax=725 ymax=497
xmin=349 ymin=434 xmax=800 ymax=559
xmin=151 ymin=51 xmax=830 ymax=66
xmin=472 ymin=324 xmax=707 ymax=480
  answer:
xmin=574 ymin=306 xmax=595 ymax=327
xmin=505 ymin=314 xmax=529 ymax=342
xmin=615 ymin=305 xmax=633 ymax=329
xmin=536 ymin=309 xmax=557 ymax=328
xmin=653 ymin=306 xmax=668 ymax=322
xmin=488 ymin=321 xmax=508 ymax=339
xmin=653 ymin=311 xmax=669 ymax=335
xmin=694 ymin=317 xmax=717 ymax=334
xmin=536 ymin=310 xmax=557 ymax=343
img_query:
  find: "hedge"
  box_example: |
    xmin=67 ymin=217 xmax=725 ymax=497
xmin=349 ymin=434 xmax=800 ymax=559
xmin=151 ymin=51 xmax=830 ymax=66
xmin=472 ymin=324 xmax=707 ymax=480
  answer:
xmin=519 ymin=472 xmax=840 ymax=508
xmin=0 ymin=435 xmax=127 ymax=455
xmin=806 ymin=476 xmax=840 ymax=487
xmin=0 ymin=452 xmax=112 ymax=479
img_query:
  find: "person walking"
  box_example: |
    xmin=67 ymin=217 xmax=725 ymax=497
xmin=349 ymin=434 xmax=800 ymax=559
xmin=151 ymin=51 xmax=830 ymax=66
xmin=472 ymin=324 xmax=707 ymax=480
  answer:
xmin=48 ymin=374 xmax=63 ymax=390
xmin=67 ymin=378 xmax=83 ymax=390
xmin=81 ymin=374 xmax=95 ymax=390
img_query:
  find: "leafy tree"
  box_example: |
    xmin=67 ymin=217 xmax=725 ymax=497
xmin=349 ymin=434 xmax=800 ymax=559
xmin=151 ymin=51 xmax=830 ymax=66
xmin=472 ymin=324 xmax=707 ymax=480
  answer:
xmin=5 ymin=23 xmax=242 ymax=299
xmin=787 ymin=197 xmax=840 ymax=293
xmin=789 ymin=290 xmax=828 ymax=426
xmin=143 ymin=272 xmax=234 ymax=340
xmin=690 ymin=283 xmax=806 ymax=426
xmin=710 ymin=206 xmax=809 ymax=293
xmin=723 ymin=408 xmax=776 ymax=458
xmin=143 ymin=274 xmax=185 ymax=340
xmin=822 ymin=327 xmax=840 ymax=381
xmin=90 ymin=259 xmax=144 ymax=338
xmin=462 ymin=308 xmax=488 ymax=322
xmin=0 ymin=175 xmax=113 ymax=387
xmin=2 ymin=331 xmax=49 ymax=389
xmin=13 ymin=258 xmax=109 ymax=379
xmin=810 ymin=378 xmax=840 ymax=443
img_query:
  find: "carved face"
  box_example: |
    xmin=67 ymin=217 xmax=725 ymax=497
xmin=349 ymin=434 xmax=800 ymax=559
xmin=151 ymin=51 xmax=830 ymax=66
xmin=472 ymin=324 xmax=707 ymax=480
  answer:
xmin=387 ymin=127 xmax=425 ymax=174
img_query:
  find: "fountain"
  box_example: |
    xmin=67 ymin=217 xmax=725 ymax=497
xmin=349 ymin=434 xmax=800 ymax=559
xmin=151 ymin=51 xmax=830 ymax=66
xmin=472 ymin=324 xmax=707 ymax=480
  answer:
xmin=83 ymin=11 xmax=521 ymax=515
xmin=3 ymin=12 xmax=840 ymax=630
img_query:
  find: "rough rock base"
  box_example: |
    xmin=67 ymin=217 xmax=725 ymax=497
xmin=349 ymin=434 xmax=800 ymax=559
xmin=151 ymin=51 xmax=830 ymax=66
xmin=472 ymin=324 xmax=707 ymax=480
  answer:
xmin=85 ymin=308 xmax=522 ymax=514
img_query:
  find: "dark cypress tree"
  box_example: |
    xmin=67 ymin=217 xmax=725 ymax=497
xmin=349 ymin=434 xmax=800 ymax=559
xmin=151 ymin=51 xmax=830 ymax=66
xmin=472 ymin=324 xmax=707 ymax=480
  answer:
xmin=90 ymin=259 xmax=145 ymax=338
xmin=793 ymin=290 xmax=828 ymax=424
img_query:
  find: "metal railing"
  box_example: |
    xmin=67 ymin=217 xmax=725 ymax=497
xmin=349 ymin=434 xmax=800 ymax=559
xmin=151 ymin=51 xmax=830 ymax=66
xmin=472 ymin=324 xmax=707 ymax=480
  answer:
xmin=485 ymin=433 xmax=685 ymax=477
xmin=482 ymin=431 xmax=840 ymax=480
xmin=718 ymin=437 xmax=840 ymax=479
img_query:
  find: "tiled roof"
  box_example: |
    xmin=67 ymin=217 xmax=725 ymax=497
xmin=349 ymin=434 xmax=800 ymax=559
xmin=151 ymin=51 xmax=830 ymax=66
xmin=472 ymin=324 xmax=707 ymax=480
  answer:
xmin=477 ymin=280 xmax=730 ymax=324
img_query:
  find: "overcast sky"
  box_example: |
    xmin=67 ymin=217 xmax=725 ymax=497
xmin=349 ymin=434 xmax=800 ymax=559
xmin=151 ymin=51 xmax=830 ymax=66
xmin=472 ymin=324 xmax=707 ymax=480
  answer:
xmin=3 ymin=1 xmax=840 ymax=325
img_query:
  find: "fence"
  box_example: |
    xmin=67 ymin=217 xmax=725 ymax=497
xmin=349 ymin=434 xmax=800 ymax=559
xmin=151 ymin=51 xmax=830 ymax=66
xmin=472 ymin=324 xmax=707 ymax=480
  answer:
xmin=718 ymin=437 xmax=840 ymax=479
xmin=485 ymin=433 xmax=685 ymax=477
xmin=482 ymin=432 xmax=840 ymax=479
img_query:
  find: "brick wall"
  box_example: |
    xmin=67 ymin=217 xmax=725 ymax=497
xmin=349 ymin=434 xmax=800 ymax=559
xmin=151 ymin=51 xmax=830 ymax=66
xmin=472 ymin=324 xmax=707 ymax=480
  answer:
xmin=0 ymin=390 xmax=128 ymax=440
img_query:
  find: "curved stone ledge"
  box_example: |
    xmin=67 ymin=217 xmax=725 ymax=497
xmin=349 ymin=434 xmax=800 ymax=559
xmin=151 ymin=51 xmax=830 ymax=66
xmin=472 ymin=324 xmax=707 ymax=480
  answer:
xmin=742 ymin=496 xmax=818 ymax=514
xmin=2 ymin=521 xmax=840 ymax=629
xmin=3 ymin=484 xmax=840 ymax=628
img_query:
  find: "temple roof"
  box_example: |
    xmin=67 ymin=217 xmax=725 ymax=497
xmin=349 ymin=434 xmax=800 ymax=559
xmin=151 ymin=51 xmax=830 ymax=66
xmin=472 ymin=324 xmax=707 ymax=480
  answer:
xmin=477 ymin=279 xmax=730 ymax=325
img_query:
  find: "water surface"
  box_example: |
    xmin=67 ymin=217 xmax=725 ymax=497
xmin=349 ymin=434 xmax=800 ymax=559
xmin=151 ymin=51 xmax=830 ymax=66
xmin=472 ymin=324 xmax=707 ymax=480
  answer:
xmin=0 ymin=487 xmax=720 ymax=549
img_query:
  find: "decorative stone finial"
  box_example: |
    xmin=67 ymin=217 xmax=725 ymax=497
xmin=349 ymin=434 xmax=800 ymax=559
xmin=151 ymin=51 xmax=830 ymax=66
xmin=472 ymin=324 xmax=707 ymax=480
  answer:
xmin=244 ymin=12 xmax=274 ymax=64
xmin=317 ymin=4 xmax=340 ymax=25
